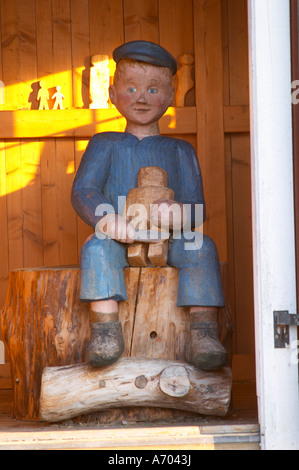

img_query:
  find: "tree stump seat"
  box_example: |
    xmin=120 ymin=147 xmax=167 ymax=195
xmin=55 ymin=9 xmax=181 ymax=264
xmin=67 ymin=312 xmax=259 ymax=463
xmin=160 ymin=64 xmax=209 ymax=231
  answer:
xmin=0 ymin=265 xmax=232 ymax=423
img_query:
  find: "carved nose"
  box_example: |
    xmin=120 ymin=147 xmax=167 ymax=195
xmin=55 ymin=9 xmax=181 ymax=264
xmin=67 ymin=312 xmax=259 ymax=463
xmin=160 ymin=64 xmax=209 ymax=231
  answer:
xmin=137 ymin=92 xmax=147 ymax=103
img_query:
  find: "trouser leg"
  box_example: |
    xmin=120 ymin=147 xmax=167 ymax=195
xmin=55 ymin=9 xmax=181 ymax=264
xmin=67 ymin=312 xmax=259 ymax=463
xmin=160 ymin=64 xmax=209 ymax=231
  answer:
xmin=80 ymin=235 xmax=128 ymax=366
xmin=79 ymin=234 xmax=129 ymax=302
xmin=168 ymin=233 xmax=227 ymax=370
xmin=168 ymin=233 xmax=224 ymax=307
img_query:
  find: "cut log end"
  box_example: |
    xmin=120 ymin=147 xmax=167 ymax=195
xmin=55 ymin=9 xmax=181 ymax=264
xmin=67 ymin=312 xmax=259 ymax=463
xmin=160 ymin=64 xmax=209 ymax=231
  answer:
xmin=159 ymin=365 xmax=190 ymax=397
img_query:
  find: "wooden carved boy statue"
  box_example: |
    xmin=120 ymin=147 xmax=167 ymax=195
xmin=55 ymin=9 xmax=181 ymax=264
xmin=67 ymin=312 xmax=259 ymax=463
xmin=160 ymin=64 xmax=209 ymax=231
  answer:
xmin=71 ymin=41 xmax=227 ymax=371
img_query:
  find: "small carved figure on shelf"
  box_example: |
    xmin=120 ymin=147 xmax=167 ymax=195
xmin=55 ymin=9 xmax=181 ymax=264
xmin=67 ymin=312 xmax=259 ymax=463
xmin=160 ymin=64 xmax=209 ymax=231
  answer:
xmin=52 ymin=86 xmax=65 ymax=110
xmin=37 ymin=80 xmax=49 ymax=110
xmin=176 ymin=53 xmax=195 ymax=107
xmin=89 ymin=54 xmax=110 ymax=109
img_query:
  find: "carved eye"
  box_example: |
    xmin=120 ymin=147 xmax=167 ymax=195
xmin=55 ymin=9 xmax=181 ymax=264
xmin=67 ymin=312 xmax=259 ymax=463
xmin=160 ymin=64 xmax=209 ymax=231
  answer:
xmin=128 ymin=86 xmax=137 ymax=93
xmin=148 ymin=87 xmax=158 ymax=94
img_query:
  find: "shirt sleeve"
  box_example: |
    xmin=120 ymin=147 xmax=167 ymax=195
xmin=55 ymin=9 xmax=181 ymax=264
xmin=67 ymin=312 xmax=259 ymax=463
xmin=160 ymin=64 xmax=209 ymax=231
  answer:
xmin=176 ymin=140 xmax=206 ymax=228
xmin=71 ymin=134 xmax=114 ymax=227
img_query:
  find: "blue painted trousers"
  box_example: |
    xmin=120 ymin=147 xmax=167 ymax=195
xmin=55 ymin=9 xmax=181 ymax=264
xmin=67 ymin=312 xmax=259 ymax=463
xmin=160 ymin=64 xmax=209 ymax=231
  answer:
xmin=79 ymin=232 xmax=224 ymax=308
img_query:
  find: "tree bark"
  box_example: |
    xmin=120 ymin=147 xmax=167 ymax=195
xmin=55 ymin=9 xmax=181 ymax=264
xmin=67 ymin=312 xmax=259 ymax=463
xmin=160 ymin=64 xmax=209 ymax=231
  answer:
xmin=0 ymin=267 xmax=89 ymax=420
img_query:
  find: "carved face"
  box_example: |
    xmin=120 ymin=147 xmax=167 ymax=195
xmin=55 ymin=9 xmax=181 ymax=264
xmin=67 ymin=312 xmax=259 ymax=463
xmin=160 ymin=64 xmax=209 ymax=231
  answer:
xmin=109 ymin=61 xmax=174 ymax=128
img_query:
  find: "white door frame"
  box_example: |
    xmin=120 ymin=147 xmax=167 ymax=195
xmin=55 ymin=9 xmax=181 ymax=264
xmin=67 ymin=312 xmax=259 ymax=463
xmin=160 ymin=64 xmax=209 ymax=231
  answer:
xmin=0 ymin=341 xmax=4 ymax=364
xmin=248 ymin=0 xmax=299 ymax=450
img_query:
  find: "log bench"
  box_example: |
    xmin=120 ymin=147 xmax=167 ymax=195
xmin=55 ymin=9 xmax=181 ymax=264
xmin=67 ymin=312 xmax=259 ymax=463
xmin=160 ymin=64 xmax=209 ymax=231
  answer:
xmin=0 ymin=265 xmax=232 ymax=423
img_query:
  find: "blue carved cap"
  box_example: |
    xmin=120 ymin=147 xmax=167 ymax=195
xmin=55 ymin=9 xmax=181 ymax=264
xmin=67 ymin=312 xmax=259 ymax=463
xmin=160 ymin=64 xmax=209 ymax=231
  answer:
xmin=113 ymin=40 xmax=177 ymax=75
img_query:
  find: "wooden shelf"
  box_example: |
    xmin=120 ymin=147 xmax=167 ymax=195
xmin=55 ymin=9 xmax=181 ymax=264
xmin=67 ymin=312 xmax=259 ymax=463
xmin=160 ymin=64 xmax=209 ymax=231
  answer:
xmin=0 ymin=105 xmax=249 ymax=139
xmin=0 ymin=418 xmax=260 ymax=450
xmin=0 ymin=107 xmax=197 ymax=139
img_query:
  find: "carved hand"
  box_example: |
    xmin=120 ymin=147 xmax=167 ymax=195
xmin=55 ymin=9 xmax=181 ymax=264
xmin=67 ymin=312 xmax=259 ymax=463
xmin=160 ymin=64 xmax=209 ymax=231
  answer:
xmin=97 ymin=213 xmax=136 ymax=243
xmin=151 ymin=199 xmax=186 ymax=231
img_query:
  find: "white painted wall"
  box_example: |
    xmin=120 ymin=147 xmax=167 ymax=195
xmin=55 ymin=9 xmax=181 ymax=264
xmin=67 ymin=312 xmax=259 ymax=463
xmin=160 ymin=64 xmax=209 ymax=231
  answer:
xmin=248 ymin=0 xmax=299 ymax=450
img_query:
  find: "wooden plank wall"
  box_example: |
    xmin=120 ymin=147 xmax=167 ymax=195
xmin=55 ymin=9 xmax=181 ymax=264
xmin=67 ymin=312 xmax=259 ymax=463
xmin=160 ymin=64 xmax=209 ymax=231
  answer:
xmin=221 ymin=0 xmax=254 ymax=354
xmin=0 ymin=0 xmax=254 ymax=378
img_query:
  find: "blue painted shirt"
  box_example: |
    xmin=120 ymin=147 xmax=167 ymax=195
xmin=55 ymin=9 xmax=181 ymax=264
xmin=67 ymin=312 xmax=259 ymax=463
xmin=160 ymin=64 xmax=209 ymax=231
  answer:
xmin=71 ymin=132 xmax=206 ymax=228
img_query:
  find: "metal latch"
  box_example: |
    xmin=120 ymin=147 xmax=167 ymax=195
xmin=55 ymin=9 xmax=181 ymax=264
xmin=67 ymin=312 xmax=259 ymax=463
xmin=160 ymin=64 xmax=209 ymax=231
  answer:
xmin=274 ymin=311 xmax=299 ymax=348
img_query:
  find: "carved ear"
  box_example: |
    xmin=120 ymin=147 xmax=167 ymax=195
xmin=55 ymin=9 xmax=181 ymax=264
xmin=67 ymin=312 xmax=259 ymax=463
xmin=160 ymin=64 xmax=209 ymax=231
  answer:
xmin=165 ymin=82 xmax=175 ymax=108
xmin=109 ymin=85 xmax=116 ymax=104
xmin=169 ymin=86 xmax=175 ymax=106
